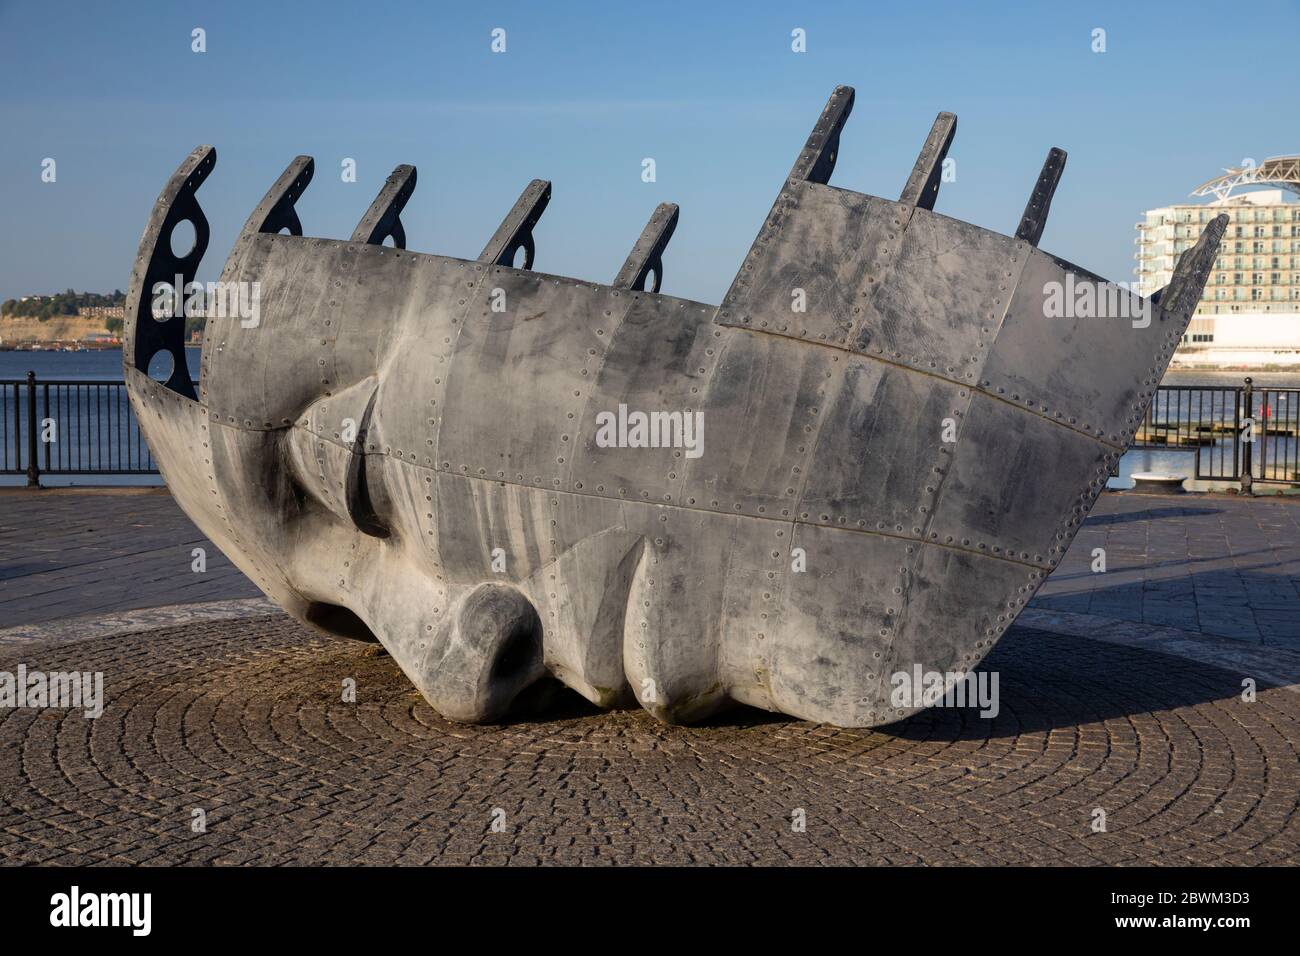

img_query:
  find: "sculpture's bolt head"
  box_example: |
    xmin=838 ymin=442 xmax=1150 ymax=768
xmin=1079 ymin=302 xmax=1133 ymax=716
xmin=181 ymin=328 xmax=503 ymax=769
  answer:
xmin=420 ymin=584 xmax=545 ymax=723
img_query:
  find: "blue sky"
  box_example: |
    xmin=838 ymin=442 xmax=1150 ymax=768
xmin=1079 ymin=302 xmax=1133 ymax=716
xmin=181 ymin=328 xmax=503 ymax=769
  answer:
xmin=1 ymin=0 xmax=1297 ymax=304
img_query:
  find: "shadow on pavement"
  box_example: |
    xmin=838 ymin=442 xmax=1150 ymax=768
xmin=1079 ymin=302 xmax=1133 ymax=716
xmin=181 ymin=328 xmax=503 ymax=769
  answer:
xmin=1084 ymin=506 xmax=1223 ymax=526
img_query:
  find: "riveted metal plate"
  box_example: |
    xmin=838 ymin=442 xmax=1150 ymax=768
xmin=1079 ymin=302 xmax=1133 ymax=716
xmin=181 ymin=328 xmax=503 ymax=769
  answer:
xmin=681 ymin=329 xmax=842 ymax=518
xmin=979 ymin=247 xmax=1175 ymax=445
xmin=717 ymin=517 xmax=793 ymax=715
xmin=571 ymin=293 xmax=719 ymax=505
xmin=360 ymin=256 xmax=489 ymax=469
xmin=773 ymin=522 xmax=914 ymax=726
xmin=853 ymin=209 xmax=1030 ymax=383
xmin=524 ymin=523 xmax=647 ymax=707
xmin=715 ymin=181 xmax=911 ymax=348
xmin=876 ymin=543 xmax=1041 ymax=720
xmin=434 ymin=270 xmax=632 ymax=489
xmin=622 ymin=506 xmax=734 ymax=723
xmin=926 ymin=390 xmax=1107 ymax=568
xmin=799 ymin=358 xmax=970 ymax=536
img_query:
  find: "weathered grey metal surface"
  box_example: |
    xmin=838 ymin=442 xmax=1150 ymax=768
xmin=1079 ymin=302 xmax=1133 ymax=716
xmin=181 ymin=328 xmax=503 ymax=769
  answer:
xmin=123 ymin=86 xmax=1225 ymax=729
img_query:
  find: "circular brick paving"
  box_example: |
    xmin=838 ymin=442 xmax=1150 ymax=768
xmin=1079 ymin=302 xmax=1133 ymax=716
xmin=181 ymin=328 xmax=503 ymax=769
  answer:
xmin=0 ymin=614 xmax=1296 ymax=865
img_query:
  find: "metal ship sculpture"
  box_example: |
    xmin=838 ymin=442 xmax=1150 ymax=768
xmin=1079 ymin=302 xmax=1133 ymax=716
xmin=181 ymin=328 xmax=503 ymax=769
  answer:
xmin=123 ymin=87 xmax=1225 ymax=728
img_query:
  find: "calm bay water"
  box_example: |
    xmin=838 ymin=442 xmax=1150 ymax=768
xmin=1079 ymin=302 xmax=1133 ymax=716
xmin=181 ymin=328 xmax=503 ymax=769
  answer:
xmin=0 ymin=350 xmax=200 ymax=486
xmin=1164 ymin=369 xmax=1300 ymax=389
xmin=2 ymin=350 xmax=1298 ymax=489
xmin=0 ymin=348 xmax=201 ymax=381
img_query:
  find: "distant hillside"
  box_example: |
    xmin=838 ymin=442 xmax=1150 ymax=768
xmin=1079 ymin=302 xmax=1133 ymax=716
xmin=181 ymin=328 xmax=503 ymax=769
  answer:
xmin=2 ymin=289 xmax=125 ymax=320
xmin=0 ymin=289 xmax=129 ymax=344
xmin=0 ymin=314 xmax=114 ymax=344
xmin=0 ymin=289 xmax=211 ymax=345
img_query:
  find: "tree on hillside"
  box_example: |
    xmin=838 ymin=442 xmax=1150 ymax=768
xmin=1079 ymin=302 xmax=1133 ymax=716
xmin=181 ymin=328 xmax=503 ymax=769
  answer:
xmin=0 ymin=288 xmax=128 ymax=317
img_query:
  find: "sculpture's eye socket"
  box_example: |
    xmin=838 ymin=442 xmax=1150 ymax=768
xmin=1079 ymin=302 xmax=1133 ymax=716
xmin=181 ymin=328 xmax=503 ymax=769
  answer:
xmin=344 ymin=390 xmax=391 ymax=538
xmin=285 ymin=379 xmax=394 ymax=539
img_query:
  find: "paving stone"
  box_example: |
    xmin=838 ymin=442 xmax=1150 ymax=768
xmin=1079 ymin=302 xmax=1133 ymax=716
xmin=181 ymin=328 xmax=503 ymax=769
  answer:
xmin=0 ymin=488 xmax=1297 ymax=864
xmin=0 ymin=614 xmax=1293 ymax=865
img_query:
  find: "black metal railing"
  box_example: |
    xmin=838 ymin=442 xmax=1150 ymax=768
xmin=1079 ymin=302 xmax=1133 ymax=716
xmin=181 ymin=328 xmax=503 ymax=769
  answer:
xmin=1 ymin=374 xmax=198 ymax=485
xmin=3 ymin=372 xmax=1299 ymax=488
xmin=1252 ymin=383 xmax=1300 ymax=484
xmin=1134 ymin=383 xmax=1243 ymax=481
xmin=1128 ymin=377 xmax=1300 ymax=487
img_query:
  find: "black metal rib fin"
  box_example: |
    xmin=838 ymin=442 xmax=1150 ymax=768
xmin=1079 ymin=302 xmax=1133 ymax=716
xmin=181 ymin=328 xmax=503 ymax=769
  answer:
xmin=899 ymin=112 xmax=957 ymax=210
xmin=240 ymin=156 xmax=315 ymax=238
xmin=613 ymin=203 xmax=680 ymax=292
xmin=478 ymin=179 xmax=551 ymax=269
xmin=352 ymin=164 xmax=417 ymax=248
xmin=1015 ymin=148 xmax=1067 ymax=246
xmin=1153 ymin=214 xmax=1229 ymax=317
xmin=789 ymin=86 xmax=854 ymax=185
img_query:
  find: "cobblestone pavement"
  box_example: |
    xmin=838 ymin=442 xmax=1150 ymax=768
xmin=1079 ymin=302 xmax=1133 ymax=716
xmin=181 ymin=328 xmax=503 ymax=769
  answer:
xmin=0 ymin=614 xmax=1296 ymax=865
xmin=1 ymin=489 xmax=1297 ymax=865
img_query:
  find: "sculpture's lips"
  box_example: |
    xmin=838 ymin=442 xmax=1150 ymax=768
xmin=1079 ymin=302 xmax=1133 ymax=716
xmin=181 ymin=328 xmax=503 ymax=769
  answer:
xmin=122 ymin=86 xmax=1225 ymax=730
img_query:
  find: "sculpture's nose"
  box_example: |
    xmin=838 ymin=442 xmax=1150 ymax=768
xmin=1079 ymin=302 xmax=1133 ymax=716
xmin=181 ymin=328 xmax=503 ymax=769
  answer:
xmin=420 ymin=584 xmax=545 ymax=723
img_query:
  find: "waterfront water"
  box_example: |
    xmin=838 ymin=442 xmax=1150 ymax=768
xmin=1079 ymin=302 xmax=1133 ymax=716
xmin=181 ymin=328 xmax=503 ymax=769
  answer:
xmin=0 ymin=348 xmax=201 ymax=381
xmin=2 ymin=350 xmax=1298 ymax=489
xmin=1164 ymin=369 xmax=1300 ymax=389
xmin=0 ymin=350 xmax=200 ymax=486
